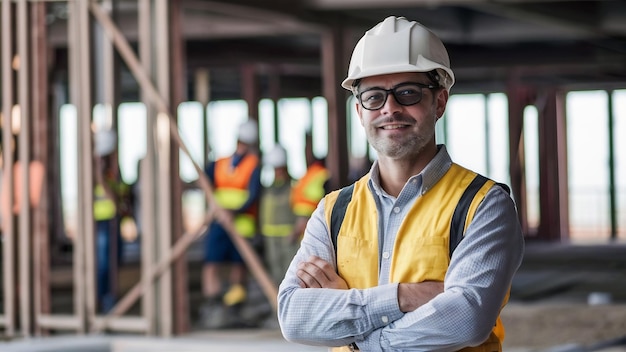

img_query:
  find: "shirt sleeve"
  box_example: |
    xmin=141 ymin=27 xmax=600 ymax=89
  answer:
xmin=277 ymin=198 xmax=405 ymax=347
xmin=237 ymin=165 xmax=261 ymax=213
xmin=356 ymin=186 xmax=525 ymax=352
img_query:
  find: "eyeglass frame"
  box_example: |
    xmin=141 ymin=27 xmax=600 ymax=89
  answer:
xmin=355 ymin=81 xmax=439 ymax=111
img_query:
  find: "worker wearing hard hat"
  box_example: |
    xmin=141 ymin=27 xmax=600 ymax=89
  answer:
xmin=93 ymin=129 xmax=132 ymax=313
xmin=278 ymin=16 xmax=524 ymax=351
xmin=199 ymin=119 xmax=262 ymax=329
xmin=259 ymin=144 xmax=299 ymax=286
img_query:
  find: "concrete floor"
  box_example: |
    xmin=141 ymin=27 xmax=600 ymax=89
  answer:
xmin=2 ymin=241 xmax=625 ymax=351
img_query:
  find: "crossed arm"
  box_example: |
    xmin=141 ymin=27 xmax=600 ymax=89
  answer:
xmin=297 ymin=255 xmax=443 ymax=313
xmin=278 ymin=188 xmax=524 ymax=351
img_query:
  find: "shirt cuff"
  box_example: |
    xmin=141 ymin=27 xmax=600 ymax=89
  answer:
xmin=356 ymin=283 xmax=403 ymax=350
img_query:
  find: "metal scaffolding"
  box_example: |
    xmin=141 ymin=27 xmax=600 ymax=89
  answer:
xmin=0 ymin=0 xmax=277 ymax=339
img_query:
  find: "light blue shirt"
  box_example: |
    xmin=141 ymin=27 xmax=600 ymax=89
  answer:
xmin=277 ymin=145 xmax=525 ymax=351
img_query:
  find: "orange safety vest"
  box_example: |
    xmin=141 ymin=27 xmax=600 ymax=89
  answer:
xmin=213 ymin=153 xmax=259 ymax=238
xmin=291 ymin=162 xmax=328 ymax=217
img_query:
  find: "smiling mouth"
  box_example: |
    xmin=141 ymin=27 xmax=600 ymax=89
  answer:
xmin=380 ymin=124 xmax=409 ymax=130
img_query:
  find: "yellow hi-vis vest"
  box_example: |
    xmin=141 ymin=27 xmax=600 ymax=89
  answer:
xmin=94 ymin=184 xmax=116 ymax=221
xmin=324 ymin=164 xmax=507 ymax=352
xmin=260 ymin=181 xmax=296 ymax=237
xmin=291 ymin=163 xmax=329 ymax=217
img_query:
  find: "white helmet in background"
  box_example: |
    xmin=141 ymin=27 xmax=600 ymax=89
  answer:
xmin=94 ymin=129 xmax=117 ymax=156
xmin=237 ymin=119 xmax=258 ymax=145
xmin=264 ymin=145 xmax=287 ymax=168
xmin=342 ymin=16 xmax=455 ymax=92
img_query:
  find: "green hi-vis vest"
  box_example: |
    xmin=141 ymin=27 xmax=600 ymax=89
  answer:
xmin=260 ymin=181 xmax=296 ymax=237
xmin=94 ymin=184 xmax=116 ymax=221
xmin=324 ymin=163 xmax=509 ymax=352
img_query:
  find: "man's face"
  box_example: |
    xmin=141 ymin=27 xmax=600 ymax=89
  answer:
xmin=355 ymin=72 xmax=448 ymax=161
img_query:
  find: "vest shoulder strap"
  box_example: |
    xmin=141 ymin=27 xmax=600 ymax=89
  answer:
xmin=330 ymin=184 xmax=354 ymax=250
xmin=330 ymin=176 xmax=510 ymax=258
xmin=449 ymin=174 xmax=489 ymax=255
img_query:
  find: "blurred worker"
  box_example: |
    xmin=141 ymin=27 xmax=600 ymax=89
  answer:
xmin=290 ymin=133 xmax=329 ymax=237
xmin=1 ymin=142 xmax=45 ymax=236
xmin=278 ymin=16 xmax=524 ymax=351
xmin=259 ymin=144 xmax=299 ymax=285
xmin=93 ymin=129 xmax=131 ymax=313
xmin=200 ymin=119 xmax=262 ymax=329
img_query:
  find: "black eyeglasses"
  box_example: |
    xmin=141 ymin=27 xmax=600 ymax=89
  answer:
xmin=357 ymin=82 xmax=438 ymax=111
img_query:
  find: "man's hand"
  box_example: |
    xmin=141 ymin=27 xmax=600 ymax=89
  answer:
xmin=296 ymin=255 xmax=349 ymax=290
xmin=397 ymin=281 xmax=444 ymax=313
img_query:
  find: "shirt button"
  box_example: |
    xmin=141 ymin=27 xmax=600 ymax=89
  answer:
xmin=393 ymin=207 xmax=400 ymax=213
xmin=382 ymin=252 xmax=390 ymax=259
xmin=381 ymin=316 xmax=389 ymax=323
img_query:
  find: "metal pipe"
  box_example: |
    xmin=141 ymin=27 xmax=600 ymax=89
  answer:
xmin=17 ymin=0 xmax=32 ymax=337
xmin=67 ymin=0 xmax=86 ymax=333
xmin=138 ymin=0 xmax=156 ymax=336
xmin=1 ymin=0 xmax=16 ymax=337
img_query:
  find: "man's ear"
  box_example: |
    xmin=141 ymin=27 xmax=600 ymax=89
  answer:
xmin=355 ymin=102 xmax=365 ymax=126
xmin=436 ymin=89 xmax=449 ymax=119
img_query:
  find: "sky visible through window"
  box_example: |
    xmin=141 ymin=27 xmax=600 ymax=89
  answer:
xmin=59 ymin=90 xmax=626 ymax=241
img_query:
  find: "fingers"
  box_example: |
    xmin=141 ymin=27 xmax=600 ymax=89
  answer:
xmin=296 ymin=256 xmax=331 ymax=288
xmin=296 ymin=256 xmax=349 ymax=289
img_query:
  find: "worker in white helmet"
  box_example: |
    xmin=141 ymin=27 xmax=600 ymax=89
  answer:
xmin=278 ymin=16 xmax=524 ymax=351
xmin=199 ymin=119 xmax=262 ymax=329
xmin=258 ymin=144 xmax=300 ymax=287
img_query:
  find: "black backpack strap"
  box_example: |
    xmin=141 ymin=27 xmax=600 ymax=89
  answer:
xmin=330 ymin=184 xmax=354 ymax=251
xmin=449 ymin=174 xmax=489 ymax=256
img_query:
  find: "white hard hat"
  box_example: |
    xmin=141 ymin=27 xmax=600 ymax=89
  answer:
xmin=94 ymin=129 xmax=117 ymax=156
xmin=237 ymin=119 xmax=258 ymax=145
xmin=264 ymin=145 xmax=287 ymax=168
xmin=342 ymin=16 xmax=455 ymax=92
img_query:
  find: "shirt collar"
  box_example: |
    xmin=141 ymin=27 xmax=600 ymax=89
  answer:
xmin=368 ymin=144 xmax=452 ymax=196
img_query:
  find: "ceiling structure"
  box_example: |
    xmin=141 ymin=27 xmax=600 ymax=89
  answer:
xmin=178 ymin=0 xmax=626 ymax=99
xmin=45 ymin=0 xmax=626 ymax=100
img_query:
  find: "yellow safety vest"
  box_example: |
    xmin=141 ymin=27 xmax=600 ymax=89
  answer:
xmin=94 ymin=184 xmax=116 ymax=221
xmin=324 ymin=164 xmax=506 ymax=352
xmin=291 ymin=163 xmax=328 ymax=217
xmin=260 ymin=180 xmax=296 ymax=237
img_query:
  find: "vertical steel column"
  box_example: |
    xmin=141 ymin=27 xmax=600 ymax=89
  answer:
xmin=321 ymin=21 xmax=349 ymax=190
xmin=154 ymin=0 xmax=173 ymax=337
xmin=17 ymin=0 xmax=32 ymax=337
xmin=194 ymin=68 xmax=210 ymax=165
xmin=537 ymin=89 xmax=568 ymax=241
xmin=30 ymin=0 xmax=51 ymax=336
xmin=484 ymin=94 xmax=491 ymax=176
xmin=555 ymin=91 xmax=570 ymax=240
xmin=268 ymin=66 xmax=280 ymax=143
xmin=607 ymin=90 xmax=617 ymax=240
xmin=168 ymin=0 xmax=187 ymax=334
xmin=506 ymin=81 xmax=530 ymax=236
xmin=241 ymin=63 xmax=260 ymax=121
xmin=78 ymin=0 xmax=96 ymax=330
xmin=138 ymin=0 xmax=157 ymax=335
xmin=1 ymin=0 xmax=16 ymax=337
xmin=68 ymin=0 xmax=94 ymax=333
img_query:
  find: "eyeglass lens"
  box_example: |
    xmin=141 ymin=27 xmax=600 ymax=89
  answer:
xmin=358 ymin=83 xmax=428 ymax=110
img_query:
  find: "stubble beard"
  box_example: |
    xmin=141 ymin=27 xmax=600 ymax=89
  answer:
xmin=367 ymin=124 xmax=433 ymax=161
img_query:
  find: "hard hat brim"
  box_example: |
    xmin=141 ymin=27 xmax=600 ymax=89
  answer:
xmin=342 ymin=62 xmax=455 ymax=91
